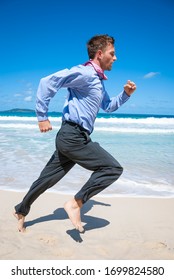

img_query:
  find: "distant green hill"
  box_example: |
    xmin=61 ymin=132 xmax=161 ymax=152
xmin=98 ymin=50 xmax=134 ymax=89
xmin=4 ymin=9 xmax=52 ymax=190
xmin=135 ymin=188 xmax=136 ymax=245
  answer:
xmin=1 ymin=108 xmax=35 ymax=113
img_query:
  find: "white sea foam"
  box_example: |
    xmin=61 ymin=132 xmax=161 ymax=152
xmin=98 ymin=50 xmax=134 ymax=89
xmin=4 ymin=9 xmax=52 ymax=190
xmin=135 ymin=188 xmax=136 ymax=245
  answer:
xmin=0 ymin=123 xmax=39 ymax=129
xmin=1 ymin=115 xmax=174 ymax=125
xmin=96 ymin=117 xmax=174 ymax=125
xmin=94 ymin=127 xmax=174 ymax=134
xmin=0 ymin=116 xmax=38 ymax=122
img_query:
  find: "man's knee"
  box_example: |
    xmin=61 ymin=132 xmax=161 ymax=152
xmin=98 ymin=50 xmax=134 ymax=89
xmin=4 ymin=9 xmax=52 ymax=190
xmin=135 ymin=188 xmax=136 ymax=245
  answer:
xmin=113 ymin=164 xmax=123 ymax=177
xmin=102 ymin=163 xmax=123 ymax=179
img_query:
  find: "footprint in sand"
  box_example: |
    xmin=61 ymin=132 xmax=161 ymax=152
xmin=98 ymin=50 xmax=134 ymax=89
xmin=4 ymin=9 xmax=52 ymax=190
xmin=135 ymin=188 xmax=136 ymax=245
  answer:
xmin=38 ymin=235 xmax=57 ymax=246
xmin=144 ymin=241 xmax=167 ymax=250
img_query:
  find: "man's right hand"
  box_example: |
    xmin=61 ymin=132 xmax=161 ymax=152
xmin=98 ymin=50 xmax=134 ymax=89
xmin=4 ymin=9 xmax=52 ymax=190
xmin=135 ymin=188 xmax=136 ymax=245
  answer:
xmin=38 ymin=120 xmax=52 ymax=133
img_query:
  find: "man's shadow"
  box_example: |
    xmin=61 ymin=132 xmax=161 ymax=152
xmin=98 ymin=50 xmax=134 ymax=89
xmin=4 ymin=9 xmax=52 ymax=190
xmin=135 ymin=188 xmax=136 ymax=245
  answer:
xmin=25 ymin=199 xmax=111 ymax=242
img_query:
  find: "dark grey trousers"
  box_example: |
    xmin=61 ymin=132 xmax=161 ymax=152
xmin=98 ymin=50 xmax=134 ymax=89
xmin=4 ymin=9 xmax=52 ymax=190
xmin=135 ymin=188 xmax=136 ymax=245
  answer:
xmin=15 ymin=121 xmax=123 ymax=216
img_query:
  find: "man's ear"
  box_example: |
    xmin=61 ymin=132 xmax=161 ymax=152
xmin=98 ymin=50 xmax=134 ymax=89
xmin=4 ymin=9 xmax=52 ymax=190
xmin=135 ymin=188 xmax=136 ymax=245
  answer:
xmin=96 ymin=49 xmax=103 ymax=60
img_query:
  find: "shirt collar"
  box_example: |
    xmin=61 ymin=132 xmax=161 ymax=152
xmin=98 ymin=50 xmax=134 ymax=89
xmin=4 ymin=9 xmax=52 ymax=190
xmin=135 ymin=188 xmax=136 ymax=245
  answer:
xmin=83 ymin=59 xmax=107 ymax=80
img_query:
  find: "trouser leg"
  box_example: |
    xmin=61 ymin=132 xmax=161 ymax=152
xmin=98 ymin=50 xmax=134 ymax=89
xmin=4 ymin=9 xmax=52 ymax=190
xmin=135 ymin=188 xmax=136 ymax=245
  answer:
xmin=15 ymin=149 xmax=75 ymax=216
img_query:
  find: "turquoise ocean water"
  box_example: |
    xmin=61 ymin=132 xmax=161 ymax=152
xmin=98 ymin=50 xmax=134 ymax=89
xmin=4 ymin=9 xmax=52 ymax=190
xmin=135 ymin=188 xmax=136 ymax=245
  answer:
xmin=0 ymin=110 xmax=174 ymax=197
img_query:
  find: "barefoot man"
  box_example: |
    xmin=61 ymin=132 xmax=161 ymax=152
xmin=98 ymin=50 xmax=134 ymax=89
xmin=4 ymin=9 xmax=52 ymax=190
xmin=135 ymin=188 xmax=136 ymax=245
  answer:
xmin=14 ymin=34 xmax=136 ymax=232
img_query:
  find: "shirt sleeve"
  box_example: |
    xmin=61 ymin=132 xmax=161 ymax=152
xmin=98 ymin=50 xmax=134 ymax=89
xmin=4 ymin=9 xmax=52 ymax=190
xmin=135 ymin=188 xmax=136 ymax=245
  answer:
xmin=100 ymin=89 xmax=130 ymax=112
xmin=35 ymin=67 xmax=86 ymax=121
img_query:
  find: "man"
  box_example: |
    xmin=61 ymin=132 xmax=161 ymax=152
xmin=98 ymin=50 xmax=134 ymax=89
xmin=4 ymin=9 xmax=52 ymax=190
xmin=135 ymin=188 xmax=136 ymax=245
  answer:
xmin=14 ymin=34 xmax=136 ymax=233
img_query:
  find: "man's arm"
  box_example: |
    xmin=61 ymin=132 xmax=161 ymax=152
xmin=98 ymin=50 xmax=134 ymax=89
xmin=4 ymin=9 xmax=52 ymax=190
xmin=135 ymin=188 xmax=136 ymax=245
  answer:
xmin=101 ymin=80 xmax=136 ymax=112
xmin=35 ymin=67 xmax=87 ymax=132
xmin=35 ymin=69 xmax=71 ymax=124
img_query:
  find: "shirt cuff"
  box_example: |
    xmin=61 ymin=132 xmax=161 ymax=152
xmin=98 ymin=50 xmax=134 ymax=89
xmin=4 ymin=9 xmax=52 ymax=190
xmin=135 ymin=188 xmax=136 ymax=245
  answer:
xmin=123 ymin=90 xmax=131 ymax=100
xmin=36 ymin=111 xmax=48 ymax=122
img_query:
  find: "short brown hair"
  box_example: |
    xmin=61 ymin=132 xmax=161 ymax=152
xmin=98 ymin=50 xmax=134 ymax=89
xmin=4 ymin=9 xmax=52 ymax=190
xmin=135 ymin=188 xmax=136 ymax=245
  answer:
xmin=87 ymin=34 xmax=115 ymax=59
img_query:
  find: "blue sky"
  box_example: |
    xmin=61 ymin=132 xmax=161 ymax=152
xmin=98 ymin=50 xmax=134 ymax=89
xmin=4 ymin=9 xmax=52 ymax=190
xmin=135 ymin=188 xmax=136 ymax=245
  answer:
xmin=0 ymin=0 xmax=174 ymax=115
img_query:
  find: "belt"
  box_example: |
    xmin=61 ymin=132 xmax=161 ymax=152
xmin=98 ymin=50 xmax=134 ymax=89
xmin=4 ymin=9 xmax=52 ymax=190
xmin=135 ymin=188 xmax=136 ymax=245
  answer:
xmin=62 ymin=120 xmax=90 ymax=135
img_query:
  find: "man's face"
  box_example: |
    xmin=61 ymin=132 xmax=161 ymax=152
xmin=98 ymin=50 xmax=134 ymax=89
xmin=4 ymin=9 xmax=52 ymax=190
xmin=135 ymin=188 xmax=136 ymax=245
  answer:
xmin=99 ymin=43 xmax=117 ymax=71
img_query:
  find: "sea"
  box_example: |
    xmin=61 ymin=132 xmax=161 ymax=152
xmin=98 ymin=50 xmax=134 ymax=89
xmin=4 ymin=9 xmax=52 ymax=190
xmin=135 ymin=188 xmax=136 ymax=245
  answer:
xmin=0 ymin=110 xmax=174 ymax=198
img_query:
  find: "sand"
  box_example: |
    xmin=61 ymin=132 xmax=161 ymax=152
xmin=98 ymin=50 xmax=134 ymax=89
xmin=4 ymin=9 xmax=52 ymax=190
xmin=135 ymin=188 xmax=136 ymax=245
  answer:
xmin=0 ymin=190 xmax=174 ymax=260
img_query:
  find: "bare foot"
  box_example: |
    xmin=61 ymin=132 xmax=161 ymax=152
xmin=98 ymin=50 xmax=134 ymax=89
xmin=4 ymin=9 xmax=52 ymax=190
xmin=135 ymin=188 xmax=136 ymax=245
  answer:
xmin=64 ymin=198 xmax=85 ymax=233
xmin=13 ymin=212 xmax=26 ymax=232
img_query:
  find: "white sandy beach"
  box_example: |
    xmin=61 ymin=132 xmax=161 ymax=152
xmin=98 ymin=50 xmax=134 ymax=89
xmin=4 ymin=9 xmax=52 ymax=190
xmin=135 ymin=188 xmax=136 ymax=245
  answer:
xmin=0 ymin=190 xmax=174 ymax=260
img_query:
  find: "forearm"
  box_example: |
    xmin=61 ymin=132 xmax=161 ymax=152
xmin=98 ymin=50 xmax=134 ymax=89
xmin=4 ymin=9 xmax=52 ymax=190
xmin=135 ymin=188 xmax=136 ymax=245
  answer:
xmin=101 ymin=90 xmax=130 ymax=112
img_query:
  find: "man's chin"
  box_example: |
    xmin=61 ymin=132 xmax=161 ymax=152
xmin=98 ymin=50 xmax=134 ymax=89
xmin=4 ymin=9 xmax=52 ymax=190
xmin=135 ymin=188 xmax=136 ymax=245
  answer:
xmin=104 ymin=65 xmax=112 ymax=71
xmin=107 ymin=67 xmax=112 ymax=71
xmin=108 ymin=64 xmax=113 ymax=70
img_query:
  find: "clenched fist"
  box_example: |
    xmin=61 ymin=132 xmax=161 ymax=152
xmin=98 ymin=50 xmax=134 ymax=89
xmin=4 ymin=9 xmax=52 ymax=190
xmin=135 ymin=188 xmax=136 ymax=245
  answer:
xmin=38 ymin=120 xmax=52 ymax=133
xmin=124 ymin=80 xmax=136 ymax=96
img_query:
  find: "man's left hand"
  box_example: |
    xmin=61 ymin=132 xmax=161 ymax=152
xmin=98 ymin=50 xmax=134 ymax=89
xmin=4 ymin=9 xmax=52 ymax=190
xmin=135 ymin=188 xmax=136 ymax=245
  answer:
xmin=124 ymin=80 xmax=136 ymax=96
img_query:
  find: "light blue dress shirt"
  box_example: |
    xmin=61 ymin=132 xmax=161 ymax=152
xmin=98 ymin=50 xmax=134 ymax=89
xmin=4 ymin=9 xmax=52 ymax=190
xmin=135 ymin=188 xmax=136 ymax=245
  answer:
xmin=36 ymin=63 xmax=130 ymax=134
